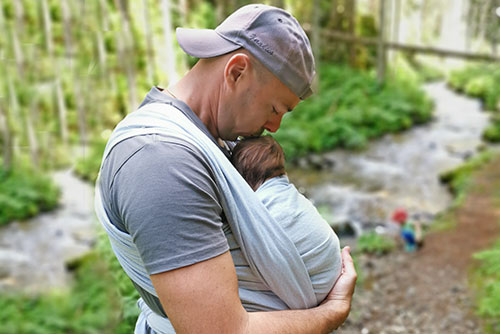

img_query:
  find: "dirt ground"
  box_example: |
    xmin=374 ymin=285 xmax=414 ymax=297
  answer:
xmin=337 ymin=155 xmax=500 ymax=334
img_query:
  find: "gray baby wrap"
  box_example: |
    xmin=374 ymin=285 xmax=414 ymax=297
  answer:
xmin=95 ymin=103 xmax=342 ymax=334
xmin=228 ymin=175 xmax=342 ymax=312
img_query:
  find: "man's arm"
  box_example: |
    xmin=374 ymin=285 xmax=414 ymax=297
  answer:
xmin=151 ymin=247 xmax=356 ymax=334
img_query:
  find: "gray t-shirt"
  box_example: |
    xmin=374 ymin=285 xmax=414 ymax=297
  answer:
xmin=99 ymin=87 xmax=231 ymax=317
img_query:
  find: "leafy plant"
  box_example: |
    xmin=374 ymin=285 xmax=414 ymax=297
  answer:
xmin=356 ymin=232 xmax=396 ymax=255
xmin=472 ymin=239 xmax=500 ymax=333
xmin=74 ymin=138 xmax=108 ymax=183
xmin=439 ymin=151 xmax=495 ymax=208
xmin=0 ymin=251 xmax=123 ymax=334
xmin=274 ymin=64 xmax=433 ymax=160
xmin=483 ymin=116 xmax=500 ymax=143
xmin=448 ymin=64 xmax=500 ymax=111
xmin=0 ymin=164 xmax=60 ymax=225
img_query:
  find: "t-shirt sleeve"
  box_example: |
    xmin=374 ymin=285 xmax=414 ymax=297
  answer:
xmin=110 ymin=138 xmax=229 ymax=275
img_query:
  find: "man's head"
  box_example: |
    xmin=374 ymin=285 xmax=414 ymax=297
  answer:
xmin=175 ymin=4 xmax=315 ymax=140
xmin=177 ymin=4 xmax=315 ymax=99
xmin=231 ymin=135 xmax=286 ymax=191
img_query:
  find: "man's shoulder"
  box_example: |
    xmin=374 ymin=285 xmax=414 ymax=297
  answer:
xmin=103 ymin=134 xmax=212 ymax=178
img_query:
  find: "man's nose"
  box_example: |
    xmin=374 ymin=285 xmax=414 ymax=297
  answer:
xmin=264 ymin=114 xmax=284 ymax=133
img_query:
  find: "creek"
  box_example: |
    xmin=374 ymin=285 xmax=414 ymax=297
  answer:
xmin=0 ymin=169 xmax=96 ymax=294
xmin=288 ymin=82 xmax=490 ymax=239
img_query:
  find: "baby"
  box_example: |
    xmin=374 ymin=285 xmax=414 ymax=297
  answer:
xmin=231 ymin=135 xmax=342 ymax=309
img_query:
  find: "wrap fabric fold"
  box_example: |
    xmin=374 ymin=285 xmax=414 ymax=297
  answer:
xmin=95 ymin=103 xmax=317 ymax=333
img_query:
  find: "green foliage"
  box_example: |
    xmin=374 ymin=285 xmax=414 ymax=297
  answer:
xmin=448 ymin=64 xmax=500 ymax=111
xmin=0 ymin=231 xmax=139 ymax=334
xmin=0 ymin=164 xmax=60 ymax=226
xmin=74 ymin=138 xmax=108 ymax=183
xmin=275 ymin=64 xmax=433 ymax=160
xmin=472 ymin=239 xmax=500 ymax=333
xmin=356 ymin=232 xmax=396 ymax=255
xmin=0 ymin=251 xmax=123 ymax=334
xmin=483 ymin=116 xmax=500 ymax=143
xmin=96 ymin=230 xmax=141 ymax=333
xmin=439 ymin=151 xmax=495 ymax=208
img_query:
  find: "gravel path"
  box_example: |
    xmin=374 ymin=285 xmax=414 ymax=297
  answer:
xmin=337 ymin=155 xmax=500 ymax=334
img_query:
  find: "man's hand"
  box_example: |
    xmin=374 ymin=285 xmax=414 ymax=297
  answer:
xmin=320 ymin=246 xmax=357 ymax=328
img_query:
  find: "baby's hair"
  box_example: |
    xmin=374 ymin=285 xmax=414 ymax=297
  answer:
xmin=231 ymin=135 xmax=286 ymax=191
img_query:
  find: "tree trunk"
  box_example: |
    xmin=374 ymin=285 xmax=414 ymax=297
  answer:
xmin=99 ymin=0 xmax=110 ymax=31
xmin=273 ymin=0 xmax=285 ymax=8
xmin=328 ymin=0 xmax=339 ymax=30
xmin=97 ymin=0 xmax=114 ymax=90
xmin=0 ymin=101 xmax=13 ymax=171
xmin=143 ymin=0 xmax=156 ymax=83
xmin=7 ymin=74 xmax=21 ymax=160
xmin=115 ymin=0 xmax=138 ymax=109
xmin=26 ymin=95 xmax=39 ymax=167
xmin=178 ymin=0 xmax=188 ymax=73
xmin=40 ymin=0 xmax=54 ymax=58
xmin=161 ymin=0 xmax=178 ymax=84
xmin=55 ymin=78 xmax=69 ymax=147
xmin=0 ymin=0 xmax=5 ymax=33
xmin=478 ymin=0 xmax=490 ymax=43
xmin=311 ymin=0 xmax=320 ymax=93
xmin=388 ymin=0 xmax=400 ymax=63
xmin=96 ymin=29 xmax=108 ymax=78
xmin=74 ymin=78 xmax=88 ymax=146
xmin=13 ymin=0 xmax=25 ymax=34
xmin=347 ymin=0 xmax=357 ymax=66
xmin=216 ymin=0 xmax=224 ymax=24
xmin=10 ymin=21 xmax=25 ymax=77
xmin=61 ymin=0 xmax=74 ymax=59
xmin=377 ymin=0 xmax=387 ymax=84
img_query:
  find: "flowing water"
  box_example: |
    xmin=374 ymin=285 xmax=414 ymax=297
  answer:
xmin=0 ymin=169 xmax=96 ymax=294
xmin=288 ymin=82 xmax=490 ymax=238
xmin=0 ymin=82 xmax=491 ymax=293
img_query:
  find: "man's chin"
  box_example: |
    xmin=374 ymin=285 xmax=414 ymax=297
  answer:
xmin=247 ymin=129 xmax=264 ymax=138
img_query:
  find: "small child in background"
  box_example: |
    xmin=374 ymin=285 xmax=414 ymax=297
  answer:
xmin=392 ymin=208 xmax=423 ymax=252
xmin=231 ymin=135 xmax=343 ymax=306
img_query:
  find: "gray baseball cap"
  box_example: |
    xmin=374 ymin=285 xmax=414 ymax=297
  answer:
xmin=176 ymin=4 xmax=315 ymax=100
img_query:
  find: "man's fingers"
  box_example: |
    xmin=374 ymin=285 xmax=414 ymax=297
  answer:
xmin=341 ymin=246 xmax=357 ymax=280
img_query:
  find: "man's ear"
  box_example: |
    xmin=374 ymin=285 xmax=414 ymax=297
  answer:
xmin=224 ymin=53 xmax=251 ymax=90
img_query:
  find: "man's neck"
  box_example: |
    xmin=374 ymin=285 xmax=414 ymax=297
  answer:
xmin=166 ymin=61 xmax=223 ymax=141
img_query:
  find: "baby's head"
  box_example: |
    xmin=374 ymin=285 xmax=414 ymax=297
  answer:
xmin=231 ymin=135 xmax=286 ymax=191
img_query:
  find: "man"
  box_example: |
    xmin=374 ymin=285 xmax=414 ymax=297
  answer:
xmin=97 ymin=4 xmax=356 ymax=333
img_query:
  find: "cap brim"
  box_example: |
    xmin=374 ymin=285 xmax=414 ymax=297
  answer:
xmin=176 ymin=28 xmax=241 ymax=58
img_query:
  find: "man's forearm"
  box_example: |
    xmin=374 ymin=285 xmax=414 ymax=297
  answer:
xmin=246 ymin=301 xmax=350 ymax=334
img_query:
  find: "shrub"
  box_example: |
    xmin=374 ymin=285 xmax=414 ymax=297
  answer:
xmin=275 ymin=64 xmax=433 ymax=160
xmin=448 ymin=65 xmax=500 ymax=111
xmin=74 ymin=138 xmax=108 ymax=183
xmin=0 ymin=165 xmax=60 ymax=226
xmin=483 ymin=117 xmax=500 ymax=143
